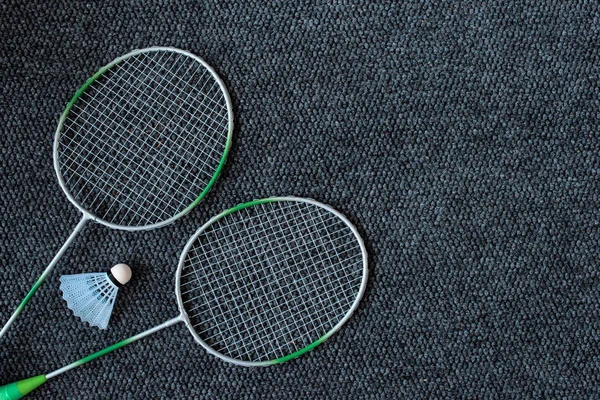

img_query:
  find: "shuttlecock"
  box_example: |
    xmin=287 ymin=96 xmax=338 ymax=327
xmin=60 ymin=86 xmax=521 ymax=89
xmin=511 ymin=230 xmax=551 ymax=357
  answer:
xmin=59 ymin=263 xmax=132 ymax=329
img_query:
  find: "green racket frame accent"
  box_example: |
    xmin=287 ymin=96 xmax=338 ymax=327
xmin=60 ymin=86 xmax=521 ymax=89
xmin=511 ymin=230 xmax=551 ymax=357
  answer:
xmin=271 ymin=336 xmax=326 ymax=365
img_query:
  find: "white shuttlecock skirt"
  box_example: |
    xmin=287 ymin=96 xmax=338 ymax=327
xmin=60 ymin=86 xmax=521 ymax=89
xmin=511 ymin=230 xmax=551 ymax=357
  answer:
xmin=59 ymin=273 xmax=120 ymax=329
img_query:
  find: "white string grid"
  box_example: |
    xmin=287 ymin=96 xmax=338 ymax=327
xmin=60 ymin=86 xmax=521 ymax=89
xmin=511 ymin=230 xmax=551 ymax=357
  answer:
xmin=179 ymin=201 xmax=364 ymax=363
xmin=58 ymin=50 xmax=229 ymax=227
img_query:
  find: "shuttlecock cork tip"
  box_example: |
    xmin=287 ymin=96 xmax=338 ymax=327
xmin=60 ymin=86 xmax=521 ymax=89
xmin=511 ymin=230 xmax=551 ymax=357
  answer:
xmin=110 ymin=263 xmax=132 ymax=286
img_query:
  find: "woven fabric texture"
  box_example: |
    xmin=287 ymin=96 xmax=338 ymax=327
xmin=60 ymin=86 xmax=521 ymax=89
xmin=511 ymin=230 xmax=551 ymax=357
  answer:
xmin=1 ymin=1 xmax=599 ymax=398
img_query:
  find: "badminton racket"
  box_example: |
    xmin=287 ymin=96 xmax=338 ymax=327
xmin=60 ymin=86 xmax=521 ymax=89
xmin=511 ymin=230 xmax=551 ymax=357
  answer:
xmin=0 ymin=47 xmax=234 ymax=339
xmin=0 ymin=197 xmax=368 ymax=398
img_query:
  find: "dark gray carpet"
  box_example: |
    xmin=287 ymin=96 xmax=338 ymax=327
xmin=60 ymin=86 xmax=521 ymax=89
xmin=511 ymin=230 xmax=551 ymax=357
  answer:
xmin=1 ymin=1 xmax=600 ymax=398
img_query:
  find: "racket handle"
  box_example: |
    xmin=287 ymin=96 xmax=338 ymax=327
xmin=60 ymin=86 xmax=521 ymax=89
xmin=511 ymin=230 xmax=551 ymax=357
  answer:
xmin=0 ymin=375 xmax=46 ymax=400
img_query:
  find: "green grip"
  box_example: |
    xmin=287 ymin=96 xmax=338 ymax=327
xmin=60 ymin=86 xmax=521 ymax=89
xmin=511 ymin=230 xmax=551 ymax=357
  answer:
xmin=0 ymin=375 xmax=46 ymax=400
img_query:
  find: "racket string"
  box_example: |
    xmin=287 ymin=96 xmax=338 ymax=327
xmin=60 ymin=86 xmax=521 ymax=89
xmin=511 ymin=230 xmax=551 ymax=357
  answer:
xmin=184 ymin=246 xmax=360 ymax=317
xmin=290 ymin=203 xmax=353 ymax=327
xmin=187 ymin=244 xmax=360 ymax=332
xmin=180 ymin=211 xmax=357 ymax=301
xmin=79 ymin=54 xmax=204 ymax=212
xmin=181 ymin=204 xmax=356 ymax=300
xmin=219 ymin=218 xmax=283 ymax=359
xmin=83 ymin=53 xmax=210 ymax=222
xmin=62 ymin=51 xmax=191 ymax=221
xmin=192 ymin=230 xmax=360 ymax=359
xmin=62 ymin=51 xmax=176 ymax=187
xmin=62 ymin=99 xmax=222 ymax=215
xmin=180 ymin=228 xmax=358 ymax=315
xmin=63 ymin=53 xmax=153 ymax=129
xmin=269 ymin=202 xmax=356 ymax=348
xmin=179 ymin=205 xmax=345 ymax=283
xmin=193 ymin=257 xmax=362 ymax=358
xmin=215 ymin=208 xmax=318 ymax=358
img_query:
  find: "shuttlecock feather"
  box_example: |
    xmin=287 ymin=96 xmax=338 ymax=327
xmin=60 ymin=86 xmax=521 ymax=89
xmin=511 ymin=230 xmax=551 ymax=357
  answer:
xmin=60 ymin=264 xmax=132 ymax=329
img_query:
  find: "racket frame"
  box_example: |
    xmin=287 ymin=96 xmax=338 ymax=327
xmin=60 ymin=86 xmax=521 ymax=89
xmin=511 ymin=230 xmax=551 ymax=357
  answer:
xmin=174 ymin=196 xmax=369 ymax=366
xmin=53 ymin=46 xmax=234 ymax=231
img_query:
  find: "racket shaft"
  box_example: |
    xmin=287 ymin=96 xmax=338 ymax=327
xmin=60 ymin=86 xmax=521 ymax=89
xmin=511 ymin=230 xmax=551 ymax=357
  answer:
xmin=46 ymin=316 xmax=182 ymax=379
xmin=0 ymin=216 xmax=88 ymax=340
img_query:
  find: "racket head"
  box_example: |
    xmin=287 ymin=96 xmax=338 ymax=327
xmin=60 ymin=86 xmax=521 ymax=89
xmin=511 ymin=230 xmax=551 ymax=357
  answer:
xmin=54 ymin=47 xmax=233 ymax=230
xmin=175 ymin=197 xmax=368 ymax=366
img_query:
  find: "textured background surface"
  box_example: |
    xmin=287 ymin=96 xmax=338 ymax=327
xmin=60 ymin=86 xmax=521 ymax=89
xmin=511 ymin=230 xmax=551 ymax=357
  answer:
xmin=1 ymin=1 xmax=600 ymax=398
